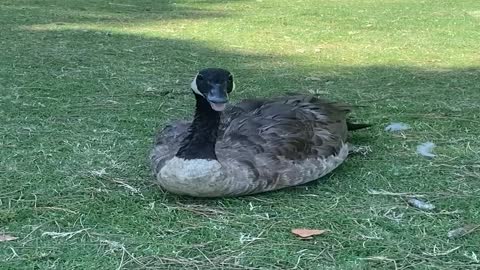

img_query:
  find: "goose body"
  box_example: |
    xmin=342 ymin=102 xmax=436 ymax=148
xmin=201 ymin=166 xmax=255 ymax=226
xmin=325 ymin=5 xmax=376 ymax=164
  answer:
xmin=150 ymin=68 xmax=366 ymax=197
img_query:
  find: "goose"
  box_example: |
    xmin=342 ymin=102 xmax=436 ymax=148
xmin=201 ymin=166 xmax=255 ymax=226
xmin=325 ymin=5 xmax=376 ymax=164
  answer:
xmin=150 ymin=68 xmax=369 ymax=197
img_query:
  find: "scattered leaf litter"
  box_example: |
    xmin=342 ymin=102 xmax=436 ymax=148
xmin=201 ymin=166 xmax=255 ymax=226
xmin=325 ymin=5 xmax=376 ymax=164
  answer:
xmin=291 ymin=228 xmax=328 ymax=240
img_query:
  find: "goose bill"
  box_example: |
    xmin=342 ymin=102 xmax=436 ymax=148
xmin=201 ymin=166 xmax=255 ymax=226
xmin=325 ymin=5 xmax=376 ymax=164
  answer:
xmin=209 ymin=102 xmax=226 ymax=111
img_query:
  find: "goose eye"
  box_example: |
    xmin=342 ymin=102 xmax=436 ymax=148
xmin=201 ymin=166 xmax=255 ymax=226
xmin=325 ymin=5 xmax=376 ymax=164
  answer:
xmin=197 ymin=74 xmax=204 ymax=81
xmin=228 ymin=75 xmax=233 ymax=82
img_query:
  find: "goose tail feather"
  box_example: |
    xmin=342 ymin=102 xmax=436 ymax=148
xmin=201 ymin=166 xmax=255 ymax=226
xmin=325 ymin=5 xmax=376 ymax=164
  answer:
xmin=347 ymin=122 xmax=372 ymax=131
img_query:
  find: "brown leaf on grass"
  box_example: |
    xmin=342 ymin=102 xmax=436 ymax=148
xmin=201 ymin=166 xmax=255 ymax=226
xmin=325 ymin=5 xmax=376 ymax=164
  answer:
xmin=0 ymin=234 xmax=18 ymax=242
xmin=291 ymin=228 xmax=328 ymax=239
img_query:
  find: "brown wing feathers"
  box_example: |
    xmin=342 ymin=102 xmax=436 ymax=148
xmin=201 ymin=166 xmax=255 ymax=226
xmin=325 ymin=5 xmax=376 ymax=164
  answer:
xmin=154 ymin=95 xmax=365 ymax=165
xmin=216 ymin=95 xmax=350 ymax=162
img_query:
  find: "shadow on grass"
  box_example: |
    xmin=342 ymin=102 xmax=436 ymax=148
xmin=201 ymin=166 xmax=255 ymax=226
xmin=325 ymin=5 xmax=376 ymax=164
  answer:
xmin=2 ymin=5 xmax=480 ymax=270
xmin=0 ymin=0 xmax=249 ymax=25
xmin=1 ymin=5 xmax=479 ymax=203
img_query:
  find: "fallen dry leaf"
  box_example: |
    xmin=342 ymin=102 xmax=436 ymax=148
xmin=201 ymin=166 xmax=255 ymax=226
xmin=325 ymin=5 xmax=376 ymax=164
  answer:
xmin=291 ymin=228 xmax=328 ymax=239
xmin=0 ymin=234 xmax=18 ymax=242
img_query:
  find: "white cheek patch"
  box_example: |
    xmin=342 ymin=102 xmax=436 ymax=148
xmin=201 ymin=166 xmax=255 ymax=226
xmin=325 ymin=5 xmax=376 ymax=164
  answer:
xmin=232 ymin=80 xmax=236 ymax=92
xmin=191 ymin=75 xmax=203 ymax=96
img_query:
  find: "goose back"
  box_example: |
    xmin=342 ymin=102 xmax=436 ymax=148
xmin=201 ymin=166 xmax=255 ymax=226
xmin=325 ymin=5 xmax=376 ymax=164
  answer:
xmin=151 ymin=94 xmax=353 ymax=197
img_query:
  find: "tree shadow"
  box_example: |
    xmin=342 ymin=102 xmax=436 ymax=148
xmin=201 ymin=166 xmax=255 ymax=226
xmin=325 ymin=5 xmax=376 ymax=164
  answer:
xmin=0 ymin=0 xmax=249 ymax=25
xmin=2 ymin=5 xmax=480 ymax=270
xmin=2 ymin=2 xmax=479 ymax=203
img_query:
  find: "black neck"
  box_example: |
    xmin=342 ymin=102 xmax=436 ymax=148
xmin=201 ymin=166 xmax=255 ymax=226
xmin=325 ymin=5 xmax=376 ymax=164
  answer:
xmin=175 ymin=94 xmax=221 ymax=160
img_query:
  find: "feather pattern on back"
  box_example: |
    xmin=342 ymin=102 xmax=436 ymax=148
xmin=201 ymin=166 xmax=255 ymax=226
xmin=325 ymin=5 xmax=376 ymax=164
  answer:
xmin=151 ymin=94 xmax=356 ymax=197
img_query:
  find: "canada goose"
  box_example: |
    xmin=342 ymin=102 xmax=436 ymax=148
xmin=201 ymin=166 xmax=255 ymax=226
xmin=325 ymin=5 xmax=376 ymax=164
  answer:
xmin=150 ymin=68 xmax=369 ymax=197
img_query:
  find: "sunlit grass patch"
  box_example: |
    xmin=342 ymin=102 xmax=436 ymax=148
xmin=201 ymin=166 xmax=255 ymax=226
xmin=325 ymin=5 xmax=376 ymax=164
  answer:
xmin=1 ymin=0 xmax=480 ymax=269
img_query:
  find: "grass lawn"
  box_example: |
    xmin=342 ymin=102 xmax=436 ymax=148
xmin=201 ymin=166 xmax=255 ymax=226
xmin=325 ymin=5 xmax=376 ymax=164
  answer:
xmin=1 ymin=0 xmax=480 ymax=269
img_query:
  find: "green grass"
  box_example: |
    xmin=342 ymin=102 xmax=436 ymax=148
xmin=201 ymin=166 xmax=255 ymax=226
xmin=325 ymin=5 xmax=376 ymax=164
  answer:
xmin=1 ymin=0 xmax=480 ymax=269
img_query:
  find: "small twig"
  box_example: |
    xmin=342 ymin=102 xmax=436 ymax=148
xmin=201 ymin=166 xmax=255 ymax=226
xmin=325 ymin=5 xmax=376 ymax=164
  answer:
xmin=116 ymin=248 xmax=126 ymax=270
xmin=111 ymin=179 xmax=143 ymax=196
xmin=108 ymin=2 xmax=137 ymax=7
xmin=35 ymin=207 xmax=78 ymax=214
xmin=367 ymin=189 xmax=425 ymax=198
xmin=21 ymin=224 xmax=44 ymax=242
xmin=173 ymin=203 xmax=228 ymax=217
xmin=195 ymin=247 xmax=215 ymax=268
xmin=101 ymin=240 xmax=145 ymax=268
xmin=42 ymin=228 xmax=89 ymax=239
xmin=360 ymin=256 xmax=398 ymax=270
xmin=292 ymin=253 xmax=305 ymax=269
xmin=0 ymin=189 xmax=22 ymax=198
xmin=423 ymin=246 xmax=461 ymax=257
xmin=8 ymin=247 xmax=19 ymax=260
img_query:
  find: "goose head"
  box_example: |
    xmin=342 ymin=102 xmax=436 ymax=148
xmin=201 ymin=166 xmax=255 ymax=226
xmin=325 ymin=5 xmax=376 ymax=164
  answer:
xmin=190 ymin=68 xmax=235 ymax=112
